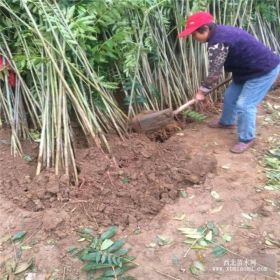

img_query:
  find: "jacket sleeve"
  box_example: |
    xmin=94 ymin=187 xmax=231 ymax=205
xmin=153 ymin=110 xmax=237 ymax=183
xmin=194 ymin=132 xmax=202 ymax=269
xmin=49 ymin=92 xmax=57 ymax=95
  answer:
xmin=199 ymin=43 xmax=229 ymax=93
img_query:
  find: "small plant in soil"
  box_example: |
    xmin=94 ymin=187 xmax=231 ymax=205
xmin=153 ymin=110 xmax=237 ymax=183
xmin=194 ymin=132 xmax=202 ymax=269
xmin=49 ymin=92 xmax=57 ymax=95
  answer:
xmin=68 ymin=226 xmax=137 ymax=280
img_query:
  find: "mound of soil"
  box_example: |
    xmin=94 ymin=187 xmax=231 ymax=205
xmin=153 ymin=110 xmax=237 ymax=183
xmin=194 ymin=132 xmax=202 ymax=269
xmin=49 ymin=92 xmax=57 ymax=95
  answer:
xmin=0 ymin=131 xmax=217 ymax=229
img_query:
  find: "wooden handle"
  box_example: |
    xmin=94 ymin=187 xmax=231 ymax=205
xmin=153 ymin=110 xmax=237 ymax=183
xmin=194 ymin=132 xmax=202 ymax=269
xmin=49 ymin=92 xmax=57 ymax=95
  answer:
xmin=173 ymin=77 xmax=232 ymax=115
xmin=173 ymin=99 xmax=196 ymax=115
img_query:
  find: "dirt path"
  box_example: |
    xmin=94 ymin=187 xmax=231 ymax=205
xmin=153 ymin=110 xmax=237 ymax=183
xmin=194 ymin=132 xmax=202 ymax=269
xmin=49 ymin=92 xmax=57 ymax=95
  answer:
xmin=0 ymin=96 xmax=280 ymax=280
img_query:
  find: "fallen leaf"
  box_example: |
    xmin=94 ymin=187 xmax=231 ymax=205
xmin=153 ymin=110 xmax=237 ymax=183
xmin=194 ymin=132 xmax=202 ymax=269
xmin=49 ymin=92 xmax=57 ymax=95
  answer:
xmin=222 ymin=234 xmax=232 ymax=242
xmin=221 ymin=164 xmax=230 ymax=170
xmin=21 ymin=245 xmax=32 ymax=251
xmin=173 ymin=214 xmax=186 ymax=221
xmin=190 ymin=260 xmax=205 ymax=276
xmin=212 ymin=245 xmax=227 ymax=257
xmin=11 ymin=231 xmax=26 ymax=242
xmin=239 ymin=224 xmax=254 ymax=229
xmin=156 ymin=235 xmax=172 ymax=246
xmin=171 ymin=255 xmax=180 ymax=266
xmin=210 ymin=205 xmax=223 ymax=214
xmin=146 ymin=242 xmax=157 ymax=248
xmin=211 ymin=191 xmax=220 ymax=200
xmin=205 ymin=231 xmax=212 ymax=241
xmin=249 ymin=213 xmax=258 ymax=218
xmin=179 ymin=191 xmax=188 ymax=198
xmin=264 ymin=185 xmax=280 ymax=191
xmin=178 ymin=227 xmax=204 ymax=239
xmin=14 ymin=259 xmax=33 ymax=274
xmin=265 ymin=238 xmax=280 ymax=248
xmin=265 ymin=239 xmax=274 ymax=246
xmin=78 ymin=238 xmax=86 ymax=242
xmin=241 ymin=213 xmax=252 ymax=220
xmin=25 ymin=273 xmax=37 ymax=280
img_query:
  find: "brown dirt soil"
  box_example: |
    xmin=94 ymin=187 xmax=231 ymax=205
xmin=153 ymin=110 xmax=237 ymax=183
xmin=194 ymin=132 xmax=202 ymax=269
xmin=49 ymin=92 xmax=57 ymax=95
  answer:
xmin=0 ymin=131 xmax=217 ymax=229
xmin=0 ymin=85 xmax=280 ymax=279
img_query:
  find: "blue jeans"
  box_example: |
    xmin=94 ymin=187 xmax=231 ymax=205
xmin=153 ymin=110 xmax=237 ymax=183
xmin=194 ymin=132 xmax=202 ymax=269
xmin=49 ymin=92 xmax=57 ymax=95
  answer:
xmin=220 ymin=64 xmax=280 ymax=142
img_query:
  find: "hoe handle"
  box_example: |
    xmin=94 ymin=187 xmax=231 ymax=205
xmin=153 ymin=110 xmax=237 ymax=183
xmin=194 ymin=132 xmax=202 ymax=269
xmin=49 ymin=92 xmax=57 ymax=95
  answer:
xmin=173 ymin=99 xmax=196 ymax=115
xmin=173 ymin=77 xmax=232 ymax=115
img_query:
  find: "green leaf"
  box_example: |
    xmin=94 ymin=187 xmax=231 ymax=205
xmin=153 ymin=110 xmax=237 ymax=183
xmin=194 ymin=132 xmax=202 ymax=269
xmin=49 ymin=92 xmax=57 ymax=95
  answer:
xmin=117 ymin=257 xmax=123 ymax=267
xmin=212 ymin=245 xmax=227 ymax=257
xmin=107 ymin=255 xmax=112 ymax=265
xmin=82 ymin=263 xmax=114 ymax=271
xmin=11 ymin=231 xmax=26 ymax=241
xmin=96 ymin=252 xmax=102 ymax=264
xmin=81 ymin=252 xmax=97 ymax=261
xmin=67 ymin=246 xmax=82 ymax=256
xmin=206 ymin=222 xmax=215 ymax=230
xmin=212 ymin=227 xmax=219 ymax=236
xmin=101 ymin=239 xmax=114 ymax=251
xmin=197 ymin=226 xmax=207 ymax=233
xmin=183 ymin=110 xmax=207 ymax=122
xmin=101 ymin=253 xmax=107 ymax=264
xmin=100 ymin=226 xmax=117 ymax=241
xmin=112 ymin=256 xmax=119 ymax=266
xmin=107 ymin=239 xmax=125 ymax=253
xmin=122 ymin=256 xmax=136 ymax=263
xmin=198 ymin=239 xmax=208 ymax=247
xmin=120 ymin=276 xmax=137 ymax=280
xmin=90 ymin=237 xmax=100 ymax=249
xmin=114 ymin=248 xmax=129 ymax=256
xmin=23 ymin=154 xmax=32 ymax=162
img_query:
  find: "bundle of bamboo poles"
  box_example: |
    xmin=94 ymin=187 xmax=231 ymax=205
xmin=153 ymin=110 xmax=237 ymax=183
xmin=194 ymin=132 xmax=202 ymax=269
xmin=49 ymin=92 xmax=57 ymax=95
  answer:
xmin=0 ymin=0 xmax=278 ymax=182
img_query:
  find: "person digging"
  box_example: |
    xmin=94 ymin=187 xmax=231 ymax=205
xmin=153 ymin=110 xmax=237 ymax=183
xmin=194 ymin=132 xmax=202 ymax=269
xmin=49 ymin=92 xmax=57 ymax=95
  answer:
xmin=179 ymin=11 xmax=280 ymax=153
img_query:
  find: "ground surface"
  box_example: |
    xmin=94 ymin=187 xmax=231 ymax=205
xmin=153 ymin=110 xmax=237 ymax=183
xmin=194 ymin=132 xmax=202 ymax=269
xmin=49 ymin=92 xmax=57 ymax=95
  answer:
xmin=0 ymin=82 xmax=280 ymax=280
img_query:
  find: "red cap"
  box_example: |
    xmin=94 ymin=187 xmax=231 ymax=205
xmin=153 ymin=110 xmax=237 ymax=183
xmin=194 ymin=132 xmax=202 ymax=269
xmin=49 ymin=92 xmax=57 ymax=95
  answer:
xmin=178 ymin=12 xmax=214 ymax=38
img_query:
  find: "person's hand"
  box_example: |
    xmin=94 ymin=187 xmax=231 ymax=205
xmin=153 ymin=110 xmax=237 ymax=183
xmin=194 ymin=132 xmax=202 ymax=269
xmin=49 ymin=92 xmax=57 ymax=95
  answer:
xmin=195 ymin=90 xmax=206 ymax=101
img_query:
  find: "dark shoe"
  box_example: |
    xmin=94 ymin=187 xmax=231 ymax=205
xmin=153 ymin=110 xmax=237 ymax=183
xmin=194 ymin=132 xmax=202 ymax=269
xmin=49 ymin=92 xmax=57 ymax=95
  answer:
xmin=208 ymin=119 xmax=236 ymax=129
xmin=230 ymin=140 xmax=255 ymax=153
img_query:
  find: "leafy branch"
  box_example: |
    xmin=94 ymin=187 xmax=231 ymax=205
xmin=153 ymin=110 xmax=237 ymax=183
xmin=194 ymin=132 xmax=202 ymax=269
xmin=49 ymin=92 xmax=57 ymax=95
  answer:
xmin=68 ymin=226 xmax=137 ymax=280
